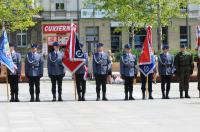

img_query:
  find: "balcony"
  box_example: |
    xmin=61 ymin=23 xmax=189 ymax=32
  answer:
xmin=41 ymin=11 xmax=79 ymax=20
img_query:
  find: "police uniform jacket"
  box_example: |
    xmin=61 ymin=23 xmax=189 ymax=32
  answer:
xmin=8 ymin=51 xmax=21 ymax=76
xmin=158 ymin=53 xmax=175 ymax=75
xmin=93 ymin=52 xmax=111 ymax=75
xmin=120 ymin=53 xmax=137 ymax=77
xmin=48 ymin=51 xmax=65 ymax=76
xmin=25 ymin=52 xmax=44 ymax=77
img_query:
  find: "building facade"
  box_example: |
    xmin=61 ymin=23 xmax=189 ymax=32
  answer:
xmin=8 ymin=0 xmax=200 ymax=58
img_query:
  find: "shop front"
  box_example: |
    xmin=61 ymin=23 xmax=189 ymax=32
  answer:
xmin=41 ymin=22 xmax=78 ymax=56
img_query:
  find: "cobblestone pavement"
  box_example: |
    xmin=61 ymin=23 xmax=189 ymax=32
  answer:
xmin=0 ymin=81 xmax=200 ymax=132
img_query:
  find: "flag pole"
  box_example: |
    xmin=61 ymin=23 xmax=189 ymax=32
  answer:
xmin=5 ymin=68 xmax=9 ymax=101
xmin=2 ymin=22 xmax=9 ymax=101
xmin=146 ymin=76 xmax=149 ymax=98
xmin=73 ymin=74 xmax=77 ymax=100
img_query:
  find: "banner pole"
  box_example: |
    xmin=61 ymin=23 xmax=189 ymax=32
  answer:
xmin=73 ymin=74 xmax=77 ymax=100
xmin=5 ymin=68 xmax=9 ymax=101
xmin=146 ymin=75 xmax=149 ymax=98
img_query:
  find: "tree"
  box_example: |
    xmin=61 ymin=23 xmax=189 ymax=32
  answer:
xmin=0 ymin=0 xmax=42 ymax=31
xmin=85 ymin=0 xmax=200 ymax=52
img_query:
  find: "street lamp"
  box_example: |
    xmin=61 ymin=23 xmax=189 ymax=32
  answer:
xmin=186 ymin=0 xmax=191 ymax=49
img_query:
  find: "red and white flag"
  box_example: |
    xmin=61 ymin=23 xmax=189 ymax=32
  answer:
xmin=137 ymin=26 xmax=155 ymax=76
xmin=62 ymin=23 xmax=84 ymax=73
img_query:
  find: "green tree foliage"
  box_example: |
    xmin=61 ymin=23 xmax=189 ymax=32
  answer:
xmin=85 ymin=0 xmax=200 ymax=51
xmin=0 ymin=0 xmax=42 ymax=31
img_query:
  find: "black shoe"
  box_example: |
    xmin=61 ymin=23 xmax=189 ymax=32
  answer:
xmin=129 ymin=96 xmax=135 ymax=100
xmin=15 ymin=96 xmax=20 ymax=102
xmin=142 ymin=92 xmax=145 ymax=100
xmin=162 ymin=95 xmax=166 ymax=99
xmin=52 ymin=94 xmax=56 ymax=102
xmin=149 ymin=93 xmax=154 ymax=100
xmin=78 ymin=98 xmax=82 ymax=101
xmin=52 ymin=97 xmax=56 ymax=102
xmin=58 ymin=95 xmax=63 ymax=101
xmin=185 ymin=90 xmax=191 ymax=98
xmin=102 ymin=97 xmax=108 ymax=101
xmin=30 ymin=95 xmax=34 ymax=102
xmin=81 ymin=97 xmax=86 ymax=101
xmin=162 ymin=91 xmax=166 ymax=99
xmin=180 ymin=91 xmax=183 ymax=98
xmin=10 ymin=96 xmax=15 ymax=102
xmin=165 ymin=96 xmax=170 ymax=99
xmin=124 ymin=95 xmax=128 ymax=101
xmin=36 ymin=95 xmax=40 ymax=102
xmin=96 ymin=97 xmax=100 ymax=101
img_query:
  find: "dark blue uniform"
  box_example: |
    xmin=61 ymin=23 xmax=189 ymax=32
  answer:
xmin=75 ymin=52 xmax=88 ymax=101
xmin=93 ymin=51 xmax=111 ymax=101
xmin=120 ymin=53 xmax=137 ymax=100
xmin=48 ymin=51 xmax=65 ymax=101
xmin=158 ymin=53 xmax=174 ymax=99
xmin=25 ymin=51 xmax=44 ymax=102
xmin=8 ymin=51 xmax=21 ymax=102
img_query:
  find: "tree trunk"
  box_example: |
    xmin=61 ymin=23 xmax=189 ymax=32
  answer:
xmin=157 ymin=1 xmax=162 ymax=52
xmin=131 ymin=23 xmax=135 ymax=49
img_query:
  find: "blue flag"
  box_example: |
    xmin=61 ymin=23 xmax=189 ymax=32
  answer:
xmin=0 ymin=31 xmax=15 ymax=73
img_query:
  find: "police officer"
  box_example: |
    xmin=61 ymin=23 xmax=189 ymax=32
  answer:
xmin=120 ymin=44 xmax=137 ymax=100
xmin=175 ymin=44 xmax=194 ymax=98
xmin=48 ymin=42 xmax=65 ymax=102
xmin=25 ymin=44 xmax=44 ymax=102
xmin=158 ymin=45 xmax=174 ymax=99
xmin=93 ymin=43 xmax=111 ymax=101
xmin=8 ymin=43 xmax=21 ymax=102
xmin=75 ymin=43 xmax=88 ymax=101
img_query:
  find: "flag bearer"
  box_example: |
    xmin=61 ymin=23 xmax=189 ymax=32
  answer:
xmin=158 ymin=45 xmax=175 ymax=99
xmin=8 ymin=43 xmax=21 ymax=102
xmin=75 ymin=43 xmax=88 ymax=101
xmin=25 ymin=44 xmax=44 ymax=102
xmin=48 ymin=42 xmax=65 ymax=102
xmin=120 ymin=44 xmax=137 ymax=100
xmin=93 ymin=43 xmax=111 ymax=101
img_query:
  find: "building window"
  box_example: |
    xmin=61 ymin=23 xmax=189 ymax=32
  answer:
xmin=111 ymin=27 xmax=122 ymax=53
xmin=162 ymin=27 xmax=168 ymax=45
xmin=180 ymin=26 xmax=190 ymax=46
xmin=134 ymin=28 xmax=146 ymax=50
xmin=86 ymin=27 xmax=99 ymax=52
xmin=56 ymin=0 xmax=64 ymax=10
xmin=16 ymin=31 xmax=27 ymax=47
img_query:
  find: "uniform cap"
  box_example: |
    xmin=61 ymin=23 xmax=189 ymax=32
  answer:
xmin=124 ymin=44 xmax=131 ymax=49
xmin=31 ymin=43 xmax=38 ymax=48
xmin=52 ymin=42 xmax=59 ymax=46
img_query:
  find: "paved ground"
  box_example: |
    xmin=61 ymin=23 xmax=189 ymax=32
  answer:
xmin=0 ymin=81 xmax=200 ymax=132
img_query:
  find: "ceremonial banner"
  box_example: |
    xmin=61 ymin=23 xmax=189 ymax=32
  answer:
xmin=62 ymin=23 xmax=84 ymax=73
xmin=0 ymin=30 xmax=15 ymax=73
xmin=137 ymin=26 xmax=155 ymax=76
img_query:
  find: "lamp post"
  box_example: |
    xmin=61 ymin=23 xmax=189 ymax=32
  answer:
xmin=186 ymin=0 xmax=191 ymax=49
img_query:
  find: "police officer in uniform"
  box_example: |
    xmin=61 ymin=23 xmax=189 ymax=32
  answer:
xmin=120 ymin=44 xmax=137 ymax=100
xmin=48 ymin=42 xmax=65 ymax=101
xmin=93 ymin=43 xmax=111 ymax=101
xmin=75 ymin=43 xmax=88 ymax=101
xmin=8 ymin=43 xmax=21 ymax=102
xmin=25 ymin=44 xmax=44 ymax=102
xmin=175 ymin=44 xmax=194 ymax=98
xmin=158 ymin=45 xmax=174 ymax=99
